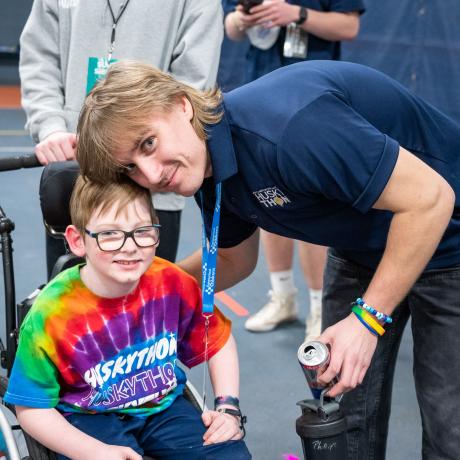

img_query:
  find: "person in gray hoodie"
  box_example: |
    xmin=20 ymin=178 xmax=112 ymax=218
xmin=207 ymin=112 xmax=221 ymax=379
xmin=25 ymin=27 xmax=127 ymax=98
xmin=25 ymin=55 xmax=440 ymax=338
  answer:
xmin=19 ymin=0 xmax=223 ymax=276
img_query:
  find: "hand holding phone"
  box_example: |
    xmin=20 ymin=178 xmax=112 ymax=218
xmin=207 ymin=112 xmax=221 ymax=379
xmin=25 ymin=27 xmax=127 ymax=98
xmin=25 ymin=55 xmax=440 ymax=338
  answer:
xmin=239 ymin=0 xmax=264 ymax=14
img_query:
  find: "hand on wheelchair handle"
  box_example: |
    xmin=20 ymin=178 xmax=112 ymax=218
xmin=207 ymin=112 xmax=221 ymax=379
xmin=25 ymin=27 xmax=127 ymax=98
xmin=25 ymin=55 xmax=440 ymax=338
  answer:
xmin=35 ymin=131 xmax=76 ymax=165
xmin=202 ymin=409 xmax=244 ymax=445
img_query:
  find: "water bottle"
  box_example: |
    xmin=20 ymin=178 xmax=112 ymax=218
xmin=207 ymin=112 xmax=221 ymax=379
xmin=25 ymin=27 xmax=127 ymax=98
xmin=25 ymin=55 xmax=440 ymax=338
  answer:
xmin=296 ymin=398 xmax=348 ymax=460
xmin=245 ymin=0 xmax=280 ymax=50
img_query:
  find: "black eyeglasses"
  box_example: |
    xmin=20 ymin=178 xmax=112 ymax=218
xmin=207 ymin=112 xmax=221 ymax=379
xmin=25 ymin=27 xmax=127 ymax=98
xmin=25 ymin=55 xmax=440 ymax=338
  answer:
xmin=85 ymin=224 xmax=161 ymax=252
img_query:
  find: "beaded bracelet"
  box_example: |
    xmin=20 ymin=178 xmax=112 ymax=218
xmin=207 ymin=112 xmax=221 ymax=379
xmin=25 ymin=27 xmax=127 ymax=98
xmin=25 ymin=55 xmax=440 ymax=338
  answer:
xmin=355 ymin=298 xmax=392 ymax=324
xmin=351 ymin=305 xmax=386 ymax=336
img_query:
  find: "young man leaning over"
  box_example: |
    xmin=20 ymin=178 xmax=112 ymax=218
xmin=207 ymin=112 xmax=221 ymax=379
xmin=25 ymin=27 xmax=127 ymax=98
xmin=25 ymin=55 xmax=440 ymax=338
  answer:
xmin=77 ymin=60 xmax=460 ymax=460
xmin=4 ymin=176 xmax=250 ymax=460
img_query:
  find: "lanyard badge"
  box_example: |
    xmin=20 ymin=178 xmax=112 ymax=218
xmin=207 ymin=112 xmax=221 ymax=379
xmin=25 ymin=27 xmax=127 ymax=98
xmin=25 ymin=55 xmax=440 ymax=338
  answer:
xmin=283 ymin=23 xmax=308 ymax=59
xmin=199 ymin=183 xmax=221 ymax=410
xmin=86 ymin=1 xmax=129 ymax=95
xmin=200 ymin=182 xmax=222 ymax=316
xmin=86 ymin=57 xmax=117 ymax=94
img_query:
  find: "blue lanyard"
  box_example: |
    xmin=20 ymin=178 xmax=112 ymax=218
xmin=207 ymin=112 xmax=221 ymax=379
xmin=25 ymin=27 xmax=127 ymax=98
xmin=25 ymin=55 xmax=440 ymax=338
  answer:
xmin=199 ymin=183 xmax=222 ymax=315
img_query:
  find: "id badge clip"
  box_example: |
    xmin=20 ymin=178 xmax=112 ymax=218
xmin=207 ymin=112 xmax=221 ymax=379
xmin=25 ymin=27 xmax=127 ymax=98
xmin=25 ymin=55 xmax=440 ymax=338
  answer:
xmin=283 ymin=23 xmax=308 ymax=59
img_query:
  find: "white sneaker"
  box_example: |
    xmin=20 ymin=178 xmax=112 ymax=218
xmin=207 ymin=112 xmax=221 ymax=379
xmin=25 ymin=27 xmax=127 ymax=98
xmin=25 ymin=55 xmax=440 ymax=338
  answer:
xmin=245 ymin=289 xmax=298 ymax=332
xmin=305 ymin=308 xmax=322 ymax=342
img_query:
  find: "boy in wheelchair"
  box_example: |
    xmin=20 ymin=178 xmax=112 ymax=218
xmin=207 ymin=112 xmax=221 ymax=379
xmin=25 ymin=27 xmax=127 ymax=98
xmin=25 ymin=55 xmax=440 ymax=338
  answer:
xmin=3 ymin=175 xmax=251 ymax=460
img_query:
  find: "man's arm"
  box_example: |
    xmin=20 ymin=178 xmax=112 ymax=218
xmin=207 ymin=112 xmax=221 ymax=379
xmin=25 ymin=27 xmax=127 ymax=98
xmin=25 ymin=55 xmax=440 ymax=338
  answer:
xmin=319 ymin=146 xmax=455 ymax=396
xmin=15 ymin=406 xmax=142 ymax=460
xmin=170 ymin=0 xmax=223 ymax=90
xmin=178 ymin=229 xmax=260 ymax=290
xmin=20 ymin=0 xmax=76 ymax=163
xmin=363 ymin=147 xmax=455 ymax=310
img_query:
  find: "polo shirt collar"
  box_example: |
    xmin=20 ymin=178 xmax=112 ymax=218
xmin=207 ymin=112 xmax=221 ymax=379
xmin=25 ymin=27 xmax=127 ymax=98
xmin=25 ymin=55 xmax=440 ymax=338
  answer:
xmin=206 ymin=108 xmax=238 ymax=184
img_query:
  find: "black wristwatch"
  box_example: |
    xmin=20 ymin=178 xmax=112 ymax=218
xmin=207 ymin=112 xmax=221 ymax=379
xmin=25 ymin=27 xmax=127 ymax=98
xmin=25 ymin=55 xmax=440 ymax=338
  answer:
xmin=295 ymin=6 xmax=308 ymax=25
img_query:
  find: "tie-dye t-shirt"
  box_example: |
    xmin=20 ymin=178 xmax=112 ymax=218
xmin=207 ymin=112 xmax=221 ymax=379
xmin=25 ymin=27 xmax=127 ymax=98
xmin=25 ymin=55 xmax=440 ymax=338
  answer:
xmin=4 ymin=258 xmax=231 ymax=417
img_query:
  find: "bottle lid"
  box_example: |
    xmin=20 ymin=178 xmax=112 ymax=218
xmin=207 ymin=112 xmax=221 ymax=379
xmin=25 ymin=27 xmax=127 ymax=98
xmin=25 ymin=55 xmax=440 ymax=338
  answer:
xmin=296 ymin=410 xmax=347 ymax=438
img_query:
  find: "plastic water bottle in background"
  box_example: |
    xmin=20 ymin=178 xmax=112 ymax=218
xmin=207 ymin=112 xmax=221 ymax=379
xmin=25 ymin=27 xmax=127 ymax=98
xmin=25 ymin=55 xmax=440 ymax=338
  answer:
xmin=246 ymin=0 xmax=280 ymax=50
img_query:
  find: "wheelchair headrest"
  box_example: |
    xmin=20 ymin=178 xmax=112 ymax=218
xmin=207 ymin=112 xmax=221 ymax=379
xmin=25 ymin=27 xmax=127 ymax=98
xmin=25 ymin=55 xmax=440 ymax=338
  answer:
xmin=39 ymin=161 xmax=80 ymax=235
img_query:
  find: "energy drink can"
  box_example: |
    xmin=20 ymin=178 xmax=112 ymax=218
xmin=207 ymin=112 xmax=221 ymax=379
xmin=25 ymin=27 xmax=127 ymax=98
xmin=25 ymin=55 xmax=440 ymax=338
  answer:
xmin=298 ymin=340 xmax=333 ymax=399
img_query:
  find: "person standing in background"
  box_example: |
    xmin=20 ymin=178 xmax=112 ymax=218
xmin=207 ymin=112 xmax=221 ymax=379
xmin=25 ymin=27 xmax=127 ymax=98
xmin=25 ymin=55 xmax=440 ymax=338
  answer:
xmin=223 ymin=0 xmax=363 ymax=339
xmin=19 ymin=0 xmax=223 ymax=278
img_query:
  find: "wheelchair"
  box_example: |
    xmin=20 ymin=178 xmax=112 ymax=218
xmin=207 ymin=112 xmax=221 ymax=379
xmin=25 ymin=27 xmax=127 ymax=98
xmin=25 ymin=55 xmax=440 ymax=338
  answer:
xmin=0 ymin=155 xmax=204 ymax=460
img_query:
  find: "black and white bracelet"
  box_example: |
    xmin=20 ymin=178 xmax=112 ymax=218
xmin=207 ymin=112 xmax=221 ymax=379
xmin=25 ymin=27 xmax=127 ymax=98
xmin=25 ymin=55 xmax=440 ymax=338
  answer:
xmin=214 ymin=396 xmax=247 ymax=438
xmin=215 ymin=406 xmax=247 ymax=438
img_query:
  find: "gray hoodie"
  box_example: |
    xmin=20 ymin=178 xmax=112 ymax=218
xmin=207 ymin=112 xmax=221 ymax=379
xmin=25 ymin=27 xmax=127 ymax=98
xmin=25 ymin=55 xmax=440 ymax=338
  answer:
xmin=19 ymin=0 xmax=223 ymax=210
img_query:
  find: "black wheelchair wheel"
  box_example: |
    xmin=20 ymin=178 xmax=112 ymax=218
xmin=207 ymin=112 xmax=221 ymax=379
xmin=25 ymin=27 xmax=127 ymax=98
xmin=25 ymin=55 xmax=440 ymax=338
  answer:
xmin=0 ymin=375 xmax=8 ymax=400
xmin=22 ymin=436 xmax=57 ymax=460
xmin=1 ymin=376 xmax=57 ymax=460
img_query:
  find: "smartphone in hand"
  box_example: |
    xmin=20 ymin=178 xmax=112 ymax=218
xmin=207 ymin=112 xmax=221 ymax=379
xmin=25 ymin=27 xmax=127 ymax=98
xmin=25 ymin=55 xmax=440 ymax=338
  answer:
xmin=239 ymin=0 xmax=264 ymax=14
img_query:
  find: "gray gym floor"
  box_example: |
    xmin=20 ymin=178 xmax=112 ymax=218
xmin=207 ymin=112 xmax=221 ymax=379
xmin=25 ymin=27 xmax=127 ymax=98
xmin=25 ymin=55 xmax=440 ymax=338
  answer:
xmin=0 ymin=109 xmax=422 ymax=459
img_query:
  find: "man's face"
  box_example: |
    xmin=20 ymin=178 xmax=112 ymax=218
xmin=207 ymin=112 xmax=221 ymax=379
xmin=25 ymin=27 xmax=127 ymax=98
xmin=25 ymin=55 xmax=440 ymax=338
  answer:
xmin=81 ymin=196 xmax=157 ymax=298
xmin=113 ymin=98 xmax=210 ymax=197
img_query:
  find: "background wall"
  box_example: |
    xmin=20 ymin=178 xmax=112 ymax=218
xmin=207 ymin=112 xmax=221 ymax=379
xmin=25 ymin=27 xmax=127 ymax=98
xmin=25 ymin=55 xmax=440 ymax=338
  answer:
xmin=218 ymin=0 xmax=460 ymax=123
xmin=0 ymin=0 xmax=31 ymax=84
xmin=5 ymin=1 xmax=460 ymax=123
xmin=342 ymin=0 xmax=460 ymax=123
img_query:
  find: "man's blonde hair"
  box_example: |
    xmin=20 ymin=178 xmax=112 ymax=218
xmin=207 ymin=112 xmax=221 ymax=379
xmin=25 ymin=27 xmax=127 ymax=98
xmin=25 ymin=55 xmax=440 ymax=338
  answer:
xmin=77 ymin=60 xmax=223 ymax=183
xmin=70 ymin=175 xmax=156 ymax=235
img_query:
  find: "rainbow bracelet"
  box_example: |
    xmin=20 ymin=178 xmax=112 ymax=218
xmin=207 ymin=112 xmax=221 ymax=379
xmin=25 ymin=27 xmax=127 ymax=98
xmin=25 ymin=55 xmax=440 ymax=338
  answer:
xmin=352 ymin=305 xmax=386 ymax=336
xmin=355 ymin=298 xmax=392 ymax=324
xmin=352 ymin=311 xmax=379 ymax=337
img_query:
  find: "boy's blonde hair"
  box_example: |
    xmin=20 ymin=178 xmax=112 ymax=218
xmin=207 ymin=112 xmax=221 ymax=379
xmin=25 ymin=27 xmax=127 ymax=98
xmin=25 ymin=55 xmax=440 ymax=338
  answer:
xmin=77 ymin=60 xmax=223 ymax=183
xmin=70 ymin=175 xmax=156 ymax=235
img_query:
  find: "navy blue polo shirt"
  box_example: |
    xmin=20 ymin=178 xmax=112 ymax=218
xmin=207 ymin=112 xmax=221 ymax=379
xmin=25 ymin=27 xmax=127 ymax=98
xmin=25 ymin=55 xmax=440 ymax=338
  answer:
xmin=196 ymin=61 xmax=460 ymax=270
xmin=222 ymin=0 xmax=365 ymax=82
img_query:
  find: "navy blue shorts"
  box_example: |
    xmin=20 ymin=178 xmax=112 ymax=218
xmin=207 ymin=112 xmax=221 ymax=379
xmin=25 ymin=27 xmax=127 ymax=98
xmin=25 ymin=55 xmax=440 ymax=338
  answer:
xmin=58 ymin=396 xmax=251 ymax=459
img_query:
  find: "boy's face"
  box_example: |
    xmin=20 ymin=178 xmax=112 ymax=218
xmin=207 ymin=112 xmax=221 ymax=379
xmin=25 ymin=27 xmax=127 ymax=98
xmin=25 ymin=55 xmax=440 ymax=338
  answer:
xmin=113 ymin=97 xmax=210 ymax=197
xmin=71 ymin=196 xmax=157 ymax=298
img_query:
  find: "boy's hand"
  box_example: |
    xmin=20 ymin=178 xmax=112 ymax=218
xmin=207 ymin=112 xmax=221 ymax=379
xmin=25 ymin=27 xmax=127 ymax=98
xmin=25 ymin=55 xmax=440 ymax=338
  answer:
xmin=202 ymin=410 xmax=243 ymax=445
xmin=85 ymin=444 xmax=143 ymax=460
